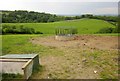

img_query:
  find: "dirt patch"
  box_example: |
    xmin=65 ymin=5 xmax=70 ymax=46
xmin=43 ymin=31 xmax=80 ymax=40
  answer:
xmin=30 ymin=35 xmax=118 ymax=79
xmin=30 ymin=35 xmax=118 ymax=50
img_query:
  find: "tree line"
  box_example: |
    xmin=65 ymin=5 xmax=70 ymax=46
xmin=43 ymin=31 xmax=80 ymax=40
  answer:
xmin=2 ymin=10 xmax=118 ymax=23
xmin=2 ymin=10 xmax=64 ymax=23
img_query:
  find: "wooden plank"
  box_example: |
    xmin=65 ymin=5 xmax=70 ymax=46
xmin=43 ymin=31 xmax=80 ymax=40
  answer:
xmin=0 ymin=59 xmax=29 ymax=62
xmin=0 ymin=54 xmax=38 ymax=59
xmin=22 ymin=59 xmax=33 ymax=79
xmin=22 ymin=59 xmax=33 ymax=70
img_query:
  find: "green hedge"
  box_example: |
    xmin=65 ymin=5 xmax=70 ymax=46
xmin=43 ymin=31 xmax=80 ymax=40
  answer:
xmin=1 ymin=25 xmax=43 ymax=34
xmin=97 ymin=26 xmax=120 ymax=33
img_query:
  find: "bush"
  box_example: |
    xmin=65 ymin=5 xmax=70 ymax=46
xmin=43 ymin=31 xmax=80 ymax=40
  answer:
xmin=112 ymin=26 xmax=120 ymax=33
xmin=2 ymin=25 xmax=42 ymax=34
xmin=35 ymin=31 xmax=43 ymax=34
xmin=19 ymin=26 xmax=35 ymax=34
xmin=97 ymin=27 xmax=114 ymax=33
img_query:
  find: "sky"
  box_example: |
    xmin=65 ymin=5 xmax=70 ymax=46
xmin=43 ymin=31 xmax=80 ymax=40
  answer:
xmin=0 ymin=0 xmax=119 ymax=15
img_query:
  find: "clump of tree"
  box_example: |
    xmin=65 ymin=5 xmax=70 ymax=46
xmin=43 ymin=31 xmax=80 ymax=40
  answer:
xmin=2 ymin=25 xmax=43 ymax=34
xmin=81 ymin=14 xmax=118 ymax=22
xmin=81 ymin=14 xmax=94 ymax=18
xmin=55 ymin=27 xmax=78 ymax=36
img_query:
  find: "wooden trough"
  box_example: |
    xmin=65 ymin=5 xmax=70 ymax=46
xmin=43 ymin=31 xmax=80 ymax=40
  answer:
xmin=0 ymin=54 xmax=39 ymax=79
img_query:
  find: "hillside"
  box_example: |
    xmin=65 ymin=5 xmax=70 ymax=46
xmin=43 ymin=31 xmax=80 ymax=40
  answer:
xmin=3 ymin=19 xmax=116 ymax=34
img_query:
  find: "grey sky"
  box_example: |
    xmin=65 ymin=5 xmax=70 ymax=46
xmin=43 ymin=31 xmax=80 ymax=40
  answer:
xmin=1 ymin=0 xmax=119 ymax=15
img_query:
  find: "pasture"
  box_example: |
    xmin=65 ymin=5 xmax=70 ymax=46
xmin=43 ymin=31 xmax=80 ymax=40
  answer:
xmin=3 ymin=19 xmax=116 ymax=34
xmin=2 ymin=34 xmax=118 ymax=79
xmin=2 ymin=18 xmax=119 ymax=79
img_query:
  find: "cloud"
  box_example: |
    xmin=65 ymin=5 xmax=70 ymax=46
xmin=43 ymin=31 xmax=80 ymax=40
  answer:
xmin=94 ymin=7 xmax=118 ymax=14
xmin=0 ymin=0 xmax=116 ymax=2
xmin=0 ymin=1 xmax=118 ymax=15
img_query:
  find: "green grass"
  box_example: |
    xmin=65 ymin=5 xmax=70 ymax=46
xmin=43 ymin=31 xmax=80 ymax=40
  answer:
xmin=93 ymin=33 xmax=119 ymax=36
xmin=3 ymin=18 xmax=116 ymax=34
xmin=2 ymin=35 xmax=64 ymax=56
xmin=84 ymin=50 xmax=118 ymax=79
xmin=0 ymin=35 xmax=2 ymax=56
xmin=1 ymin=19 xmax=118 ymax=79
xmin=2 ymin=73 xmax=23 ymax=79
xmin=2 ymin=35 xmax=118 ymax=79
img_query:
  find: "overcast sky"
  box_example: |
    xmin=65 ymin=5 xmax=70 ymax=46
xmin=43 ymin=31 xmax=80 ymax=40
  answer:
xmin=0 ymin=0 xmax=119 ymax=15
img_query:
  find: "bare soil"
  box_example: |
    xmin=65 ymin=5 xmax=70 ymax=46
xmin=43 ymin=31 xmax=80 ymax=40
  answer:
xmin=30 ymin=35 xmax=118 ymax=50
xmin=30 ymin=35 xmax=118 ymax=79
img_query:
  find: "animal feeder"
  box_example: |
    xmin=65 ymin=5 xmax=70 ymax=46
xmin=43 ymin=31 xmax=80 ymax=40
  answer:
xmin=55 ymin=27 xmax=77 ymax=41
xmin=0 ymin=54 xmax=39 ymax=79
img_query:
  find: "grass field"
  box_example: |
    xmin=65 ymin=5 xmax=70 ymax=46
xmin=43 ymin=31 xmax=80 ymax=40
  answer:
xmin=3 ymin=18 xmax=116 ymax=34
xmin=1 ymin=18 xmax=119 ymax=79
xmin=2 ymin=35 xmax=64 ymax=56
xmin=2 ymin=34 xmax=118 ymax=79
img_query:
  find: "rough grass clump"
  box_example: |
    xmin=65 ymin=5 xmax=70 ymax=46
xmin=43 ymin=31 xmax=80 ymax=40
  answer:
xmin=2 ymin=73 xmax=23 ymax=79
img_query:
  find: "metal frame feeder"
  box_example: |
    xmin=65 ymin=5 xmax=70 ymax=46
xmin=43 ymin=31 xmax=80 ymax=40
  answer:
xmin=55 ymin=26 xmax=77 ymax=41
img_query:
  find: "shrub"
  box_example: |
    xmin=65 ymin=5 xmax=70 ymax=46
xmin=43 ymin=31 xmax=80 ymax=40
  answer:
xmin=112 ymin=26 xmax=120 ymax=33
xmin=19 ymin=26 xmax=35 ymax=34
xmin=97 ymin=27 xmax=114 ymax=33
xmin=2 ymin=25 xmax=38 ymax=34
xmin=35 ymin=31 xmax=43 ymax=34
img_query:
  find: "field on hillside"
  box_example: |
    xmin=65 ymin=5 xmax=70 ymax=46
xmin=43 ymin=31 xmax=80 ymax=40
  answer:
xmin=2 ymin=18 xmax=119 ymax=79
xmin=2 ymin=34 xmax=119 ymax=79
xmin=3 ymin=19 xmax=116 ymax=34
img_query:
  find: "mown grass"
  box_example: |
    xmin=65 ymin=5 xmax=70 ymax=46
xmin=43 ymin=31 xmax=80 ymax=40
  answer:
xmin=2 ymin=35 xmax=64 ymax=56
xmin=3 ymin=19 xmax=116 ymax=34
